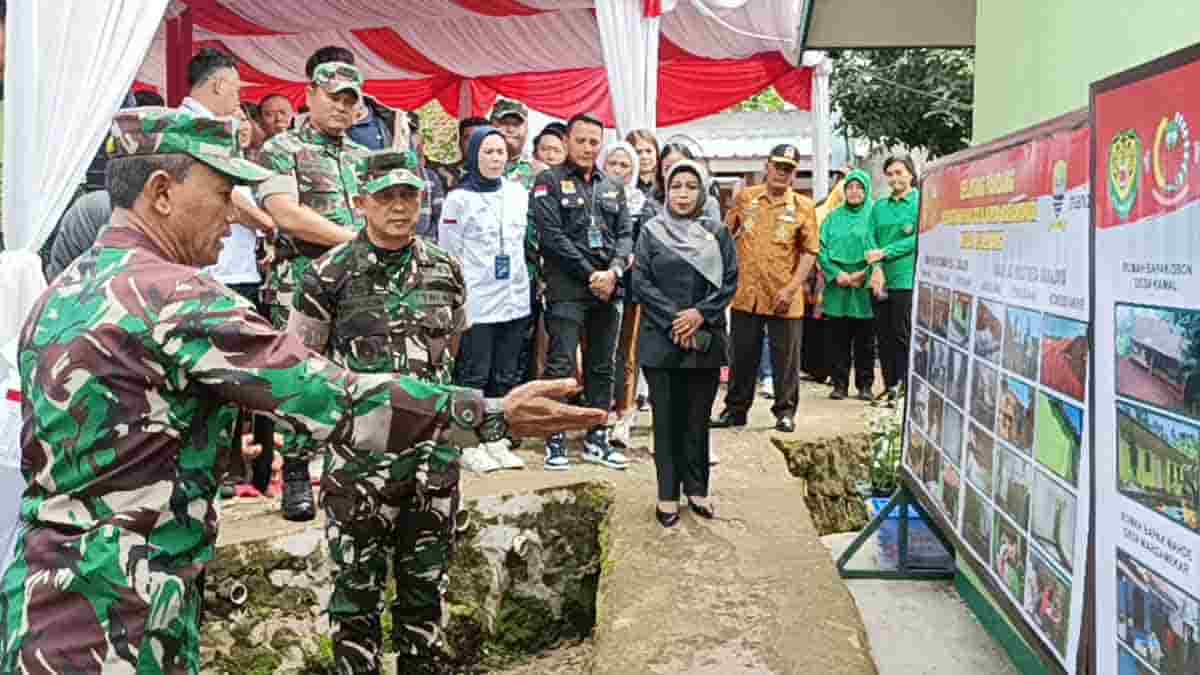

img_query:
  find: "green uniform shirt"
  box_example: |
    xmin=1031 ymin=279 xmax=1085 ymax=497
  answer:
xmin=293 ymin=234 xmax=467 ymax=496
xmin=1 ymin=225 xmax=481 ymax=673
xmin=819 ymin=171 xmax=877 ymax=319
xmin=870 ymin=188 xmax=920 ymax=290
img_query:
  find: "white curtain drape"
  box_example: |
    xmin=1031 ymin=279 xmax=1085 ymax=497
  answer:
xmin=596 ymin=0 xmax=660 ymax=135
xmin=804 ymin=51 xmax=832 ymax=200
xmin=4 ymin=0 xmax=169 ymax=253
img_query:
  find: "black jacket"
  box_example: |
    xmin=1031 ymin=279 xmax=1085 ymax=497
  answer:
xmin=532 ymin=162 xmax=634 ymax=304
xmin=633 ymin=214 xmax=738 ymax=369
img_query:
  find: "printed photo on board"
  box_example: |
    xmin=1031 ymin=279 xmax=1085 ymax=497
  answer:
xmin=947 ymin=347 xmax=970 ymax=409
xmin=1115 ymin=402 xmax=1200 ymax=533
xmin=933 ymin=286 xmax=952 ymax=339
xmin=1027 ymin=547 xmax=1072 ymax=659
xmin=914 ymin=330 xmax=931 ymax=380
xmin=1116 ymin=549 xmax=1200 ymax=675
xmin=928 ymin=392 xmax=946 ymax=446
xmin=950 ymin=291 xmax=973 ymax=348
xmin=1036 ymin=392 xmax=1084 ymax=487
xmin=966 ymin=423 xmax=996 ymax=498
xmin=997 ymin=376 xmax=1036 ymax=453
xmin=906 ymin=427 xmax=929 ymax=477
xmin=942 ymin=403 xmax=965 ymax=467
xmin=963 ymin=484 xmax=994 ymax=564
xmin=1031 ymin=471 xmax=1077 ymax=574
xmin=912 ymin=378 xmax=930 ymax=432
xmin=995 ymin=442 xmax=1034 ymax=528
xmin=1116 ymin=303 xmax=1200 ymax=422
xmin=918 ymin=283 xmax=934 ymax=330
xmin=1041 ymin=314 xmax=1089 ymax=402
xmin=930 ymin=339 xmax=951 ymax=396
xmin=972 ymin=362 xmax=1000 ymax=431
xmin=975 ymin=299 xmax=1005 ymax=364
xmin=992 ymin=511 xmax=1028 ymax=601
xmin=1004 ymin=305 xmax=1043 ymax=382
xmin=942 ymin=463 xmax=962 ymax=524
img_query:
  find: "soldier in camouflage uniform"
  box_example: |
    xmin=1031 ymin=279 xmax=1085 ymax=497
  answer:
xmin=0 ymin=109 xmax=582 ymax=674
xmin=254 ymin=59 xmax=372 ymax=521
xmin=290 ymin=151 xmax=467 ymax=674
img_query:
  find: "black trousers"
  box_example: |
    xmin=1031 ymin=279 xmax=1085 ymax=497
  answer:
xmin=516 ymin=291 xmax=543 ymax=383
xmin=544 ymin=299 xmax=621 ymax=412
xmin=228 ymin=282 xmax=275 ymax=492
xmin=455 ymin=316 xmax=532 ymax=398
xmin=801 ymin=317 xmax=832 ymax=382
xmin=828 ymin=317 xmax=876 ymax=394
xmin=874 ymin=290 xmax=913 ymax=389
xmin=644 ymin=368 xmax=720 ymax=501
xmin=724 ymin=311 xmax=802 ymax=419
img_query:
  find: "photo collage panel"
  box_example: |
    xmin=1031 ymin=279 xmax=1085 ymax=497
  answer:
xmin=905 ymin=283 xmax=1089 ymax=660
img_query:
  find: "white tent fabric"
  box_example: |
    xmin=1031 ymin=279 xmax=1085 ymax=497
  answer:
xmin=4 ymin=0 xmax=169 ymax=253
xmin=597 ymin=0 xmax=661 ymax=134
xmin=135 ymin=1 xmax=801 ymax=90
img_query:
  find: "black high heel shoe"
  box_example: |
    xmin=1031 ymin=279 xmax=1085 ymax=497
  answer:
xmin=687 ymin=498 xmax=715 ymax=520
xmin=656 ymin=508 xmax=680 ymax=528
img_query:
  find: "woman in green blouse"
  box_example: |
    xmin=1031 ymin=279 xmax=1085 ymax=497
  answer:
xmin=866 ymin=155 xmax=920 ymax=405
xmin=819 ymin=170 xmax=878 ymax=400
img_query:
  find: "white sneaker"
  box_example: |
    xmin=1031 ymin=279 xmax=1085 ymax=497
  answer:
xmin=485 ymin=439 xmax=526 ymax=470
xmin=460 ymin=445 xmax=502 ymax=473
xmin=610 ymin=416 xmax=634 ymax=449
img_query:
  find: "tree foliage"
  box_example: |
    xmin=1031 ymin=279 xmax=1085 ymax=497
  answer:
xmin=729 ymin=86 xmax=787 ymax=113
xmin=831 ymin=49 xmax=975 ymax=159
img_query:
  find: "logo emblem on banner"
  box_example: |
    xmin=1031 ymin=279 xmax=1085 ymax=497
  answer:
xmin=1108 ymin=129 xmax=1141 ymax=220
xmin=1150 ymin=112 xmax=1190 ymax=207
xmin=1050 ymin=159 xmax=1069 ymax=231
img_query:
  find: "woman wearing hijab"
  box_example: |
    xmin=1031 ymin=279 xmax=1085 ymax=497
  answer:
xmin=633 ymin=160 xmax=738 ymax=527
xmin=819 ymin=169 xmax=880 ymax=400
xmin=651 ymin=143 xmax=723 ymax=224
xmin=600 ymin=142 xmax=657 ymax=449
xmin=439 ymin=127 xmax=531 ymax=472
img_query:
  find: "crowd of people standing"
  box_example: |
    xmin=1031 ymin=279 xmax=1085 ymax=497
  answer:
xmin=13 ymin=39 xmax=920 ymax=673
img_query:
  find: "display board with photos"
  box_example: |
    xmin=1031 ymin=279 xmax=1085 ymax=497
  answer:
xmin=1092 ymin=44 xmax=1200 ymax=675
xmin=900 ymin=112 xmax=1092 ymax=673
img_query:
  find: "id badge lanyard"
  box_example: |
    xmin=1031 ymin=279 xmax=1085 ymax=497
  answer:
xmin=587 ymin=184 xmax=604 ymax=250
xmin=488 ymin=193 xmax=511 ymax=280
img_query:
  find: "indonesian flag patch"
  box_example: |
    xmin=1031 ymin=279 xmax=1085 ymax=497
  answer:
xmin=534 ymin=185 xmax=550 ymax=198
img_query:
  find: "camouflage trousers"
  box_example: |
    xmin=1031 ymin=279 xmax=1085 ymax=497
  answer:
xmin=321 ymin=450 xmax=460 ymax=675
xmin=265 ymin=256 xmax=316 ymax=465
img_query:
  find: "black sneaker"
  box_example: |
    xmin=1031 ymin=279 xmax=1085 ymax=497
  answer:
xmin=281 ymin=460 xmax=315 ymax=522
xmin=710 ymin=410 xmax=747 ymax=428
xmin=829 ymin=387 xmax=848 ymax=400
xmin=583 ymin=428 xmax=630 ymax=470
xmin=856 ymin=389 xmax=874 ymax=402
xmin=544 ymin=433 xmax=570 ymax=471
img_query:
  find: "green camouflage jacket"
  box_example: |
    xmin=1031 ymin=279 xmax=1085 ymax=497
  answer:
xmin=292 ymin=233 xmax=467 ymax=497
xmin=0 ymin=225 xmax=482 ymax=673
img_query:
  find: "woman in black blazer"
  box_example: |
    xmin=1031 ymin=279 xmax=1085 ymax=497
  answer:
xmin=632 ymin=160 xmax=738 ymax=527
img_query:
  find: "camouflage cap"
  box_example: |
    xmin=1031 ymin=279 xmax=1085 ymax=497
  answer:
xmin=106 ymin=107 xmax=272 ymax=184
xmin=312 ymin=61 xmax=363 ymax=100
xmin=491 ymin=99 xmax=528 ymax=122
xmin=359 ymin=150 xmax=425 ymax=194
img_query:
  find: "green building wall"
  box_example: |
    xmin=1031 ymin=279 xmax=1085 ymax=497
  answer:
xmin=972 ymin=0 xmax=1200 ymax=143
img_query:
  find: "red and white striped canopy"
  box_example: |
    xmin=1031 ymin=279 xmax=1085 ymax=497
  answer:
xmin=138 ymin=0 xmax=811 ymax=126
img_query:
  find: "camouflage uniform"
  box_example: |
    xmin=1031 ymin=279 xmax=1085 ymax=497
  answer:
xmin=254 ymin=62 xmax=371 ymax=475
xmin=0 ymin=109 xmax=485 ymax=674
xmin=290 ymin=152 xmax=468 ymax=673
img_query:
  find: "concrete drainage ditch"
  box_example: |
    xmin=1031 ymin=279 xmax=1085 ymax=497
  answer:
xmin=200 ymin=481 xmax=613 ymax=674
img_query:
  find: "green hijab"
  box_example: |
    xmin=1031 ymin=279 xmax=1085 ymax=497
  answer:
xmin=823 ymin=169 xmax=875 ymax=264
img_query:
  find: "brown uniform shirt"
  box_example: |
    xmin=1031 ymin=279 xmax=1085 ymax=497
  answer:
xmin=725 ymin=184 xmax=819 ymax=318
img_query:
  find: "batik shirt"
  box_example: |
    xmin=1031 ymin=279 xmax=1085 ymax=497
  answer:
xmin=0 ymin=226 xmax=482 ymax=674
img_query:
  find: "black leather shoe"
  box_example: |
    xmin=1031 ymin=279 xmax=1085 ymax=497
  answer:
xmin=829 ymin=387 xmax=848 ymax=400
xmin=281 ymin=460 xmax=315 ymax=522
xmin=775 ymin=417 xmax=795 ymax=433
xmin=656 ymin=508 xmax=681 ymax=528
xmin=688 ymin=498 xmax=716 ymax=520
xmin=856 ymin=389 xmax=874 ymax=402
xmin=710 ymin=410 xmax=747 ymax=428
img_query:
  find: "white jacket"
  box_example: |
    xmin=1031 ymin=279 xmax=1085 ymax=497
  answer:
xmin=438 ymin=180 xmax=532 ymax=326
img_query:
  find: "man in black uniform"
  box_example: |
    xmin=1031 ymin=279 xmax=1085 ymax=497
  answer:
xmin=532 ymin=114 xmax=634 ymax=471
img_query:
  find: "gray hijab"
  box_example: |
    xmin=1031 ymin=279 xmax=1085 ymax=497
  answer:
xmin=642 ymin=159 xmax=723 ymax=289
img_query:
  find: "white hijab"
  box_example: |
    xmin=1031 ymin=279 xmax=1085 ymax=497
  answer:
xmin=597 ymin=142 xmax=646 ymax=213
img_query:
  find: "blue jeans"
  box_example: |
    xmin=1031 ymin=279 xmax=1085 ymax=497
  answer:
xmin=758 ymin=334 xmax=772 ymax=379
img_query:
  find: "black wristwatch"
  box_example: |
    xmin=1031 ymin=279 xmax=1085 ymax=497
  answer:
xmin=478 ymin=398 xmax=508 ymax=443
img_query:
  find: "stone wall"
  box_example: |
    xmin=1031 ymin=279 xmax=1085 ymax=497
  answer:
xmin=773 ymin=434 xmax=872 ymax=536
xmin=200 ymin=481 xmax=614 ymax=674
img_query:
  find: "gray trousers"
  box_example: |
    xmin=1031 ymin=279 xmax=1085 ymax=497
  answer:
xmin=723 ymin=310 xmax=802 ymax=419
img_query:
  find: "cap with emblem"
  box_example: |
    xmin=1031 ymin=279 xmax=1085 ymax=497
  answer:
xmin=768 ymin=143 xmax=801 ymax=168
xmin=359 ymin=150 xmax=425 ymax=194
xmin=106 ymin=107 xmax=273 ymax=184
xmin=312 ymin=61 xmax=363 ymax=101
xmin=491 ymin=99 xmax=528 ymax=122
